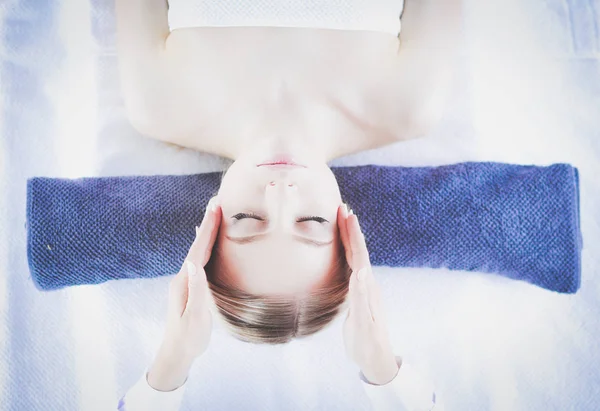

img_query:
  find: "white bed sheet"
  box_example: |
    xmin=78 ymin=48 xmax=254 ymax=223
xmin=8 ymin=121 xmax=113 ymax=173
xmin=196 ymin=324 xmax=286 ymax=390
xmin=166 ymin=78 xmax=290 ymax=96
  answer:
xmin=1 ymin=0 xmax=599 ymax=410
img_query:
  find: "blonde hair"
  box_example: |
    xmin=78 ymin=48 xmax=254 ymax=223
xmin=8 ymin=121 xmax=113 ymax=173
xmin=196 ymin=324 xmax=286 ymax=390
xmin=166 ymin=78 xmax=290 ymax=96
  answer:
xmin=208 ymin=168 xmax=352 ymax=344
xmin=204 ymin=245 xmax=352 ymax=344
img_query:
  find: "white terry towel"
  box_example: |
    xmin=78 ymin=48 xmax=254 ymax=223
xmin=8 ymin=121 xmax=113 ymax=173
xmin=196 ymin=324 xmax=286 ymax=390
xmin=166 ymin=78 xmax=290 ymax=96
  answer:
xmin=168 ymin=0 xmax=405 ymax=36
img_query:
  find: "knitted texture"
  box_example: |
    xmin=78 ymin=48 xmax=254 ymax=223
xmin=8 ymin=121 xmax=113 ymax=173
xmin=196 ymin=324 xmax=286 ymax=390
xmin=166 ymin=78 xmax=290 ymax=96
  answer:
xmin=26 ymin=162 xmax=582 ymax=293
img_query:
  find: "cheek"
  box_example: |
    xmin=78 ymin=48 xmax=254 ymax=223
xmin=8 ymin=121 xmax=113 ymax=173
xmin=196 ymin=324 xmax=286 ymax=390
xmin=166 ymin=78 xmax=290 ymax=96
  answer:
xmin=317 ymin=174 xmax=342 ymax=203
xmin=218 ymin=166 xmax=247 ymax=202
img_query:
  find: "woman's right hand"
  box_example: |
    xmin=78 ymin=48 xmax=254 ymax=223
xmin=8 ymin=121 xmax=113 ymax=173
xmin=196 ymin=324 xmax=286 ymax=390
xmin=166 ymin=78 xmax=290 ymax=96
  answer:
xmin=147 ymin=196 xmax=222 ymax=391
xmin=338 ymin=204 xmax=399 ymax=386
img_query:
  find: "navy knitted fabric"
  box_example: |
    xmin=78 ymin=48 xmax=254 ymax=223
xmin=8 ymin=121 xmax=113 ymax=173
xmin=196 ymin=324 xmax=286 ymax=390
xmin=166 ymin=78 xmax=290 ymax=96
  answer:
xmin=26 ymin=162 xmax=582 ymax=293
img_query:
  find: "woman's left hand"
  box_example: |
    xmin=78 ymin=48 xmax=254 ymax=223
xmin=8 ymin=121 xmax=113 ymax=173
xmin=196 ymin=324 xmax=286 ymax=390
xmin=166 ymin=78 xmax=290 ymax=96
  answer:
xmin=338 ymin=204 xmax=400 ymax=385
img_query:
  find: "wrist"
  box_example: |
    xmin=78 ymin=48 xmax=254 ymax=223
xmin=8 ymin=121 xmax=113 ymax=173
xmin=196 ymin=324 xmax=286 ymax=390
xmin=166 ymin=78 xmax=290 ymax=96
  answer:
xmin=159 ymin=338 xmax=198 ymax=365
xmin=147 ymin=341 xmax=195 ymax=392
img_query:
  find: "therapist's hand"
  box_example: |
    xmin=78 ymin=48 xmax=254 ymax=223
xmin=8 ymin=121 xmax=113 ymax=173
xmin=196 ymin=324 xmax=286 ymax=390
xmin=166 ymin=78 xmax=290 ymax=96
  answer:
xmin=148 ymin=196 xmax=221 ymax=391
xmin=338 ymin=204 xmax=400 ymax=386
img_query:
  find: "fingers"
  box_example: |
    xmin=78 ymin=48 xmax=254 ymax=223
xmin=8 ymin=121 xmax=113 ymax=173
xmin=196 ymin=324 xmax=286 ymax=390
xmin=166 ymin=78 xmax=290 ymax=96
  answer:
xmin=337 ymin=204 xmax=352 ymax=264
xmin=348 ymin=269 xmax=374 ymax=325
xmin=181 ymin=196 xmax=220 ymax=316
xmin=184 ymin=260 xmax=209 ymax=316
xmin=168 ymin=273 xmax=188 ymax=319
xmin=339 ymin=205 xmax=382 ymax=326
xmin=184 ymin=196 xmax=222 ymax=267
xmin=340 ymin=205 xmax=372 ymax=323
xmin=170 ymin=196 xmax=220 ymax=319
xmin=364 ymin=267 xmax=384 ymax=323
xmin=347 ymin=213 xmax=371 ymax=272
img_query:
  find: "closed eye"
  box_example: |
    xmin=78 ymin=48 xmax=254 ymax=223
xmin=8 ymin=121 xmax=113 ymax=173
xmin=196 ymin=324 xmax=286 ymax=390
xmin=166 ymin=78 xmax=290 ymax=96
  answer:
xmin=232 ymin=213 xmax=263 ymax=220
xmin=297 ymin=216 xmax=328 ymax=223
xmin=232 ymin=213 xmax=328 ymax=223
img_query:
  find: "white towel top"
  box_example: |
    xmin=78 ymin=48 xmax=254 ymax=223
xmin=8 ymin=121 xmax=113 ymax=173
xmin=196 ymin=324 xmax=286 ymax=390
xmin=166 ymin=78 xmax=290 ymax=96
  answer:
xmin=168 ymin=0 xmax=404 ymax=37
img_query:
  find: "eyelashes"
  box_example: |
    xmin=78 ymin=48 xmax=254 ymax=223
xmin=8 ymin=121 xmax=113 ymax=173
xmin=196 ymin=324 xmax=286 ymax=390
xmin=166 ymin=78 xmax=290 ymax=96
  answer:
xmin=298 ymin=216 xmax=328 ymax=223
xmin=231 ymin=213 xmax=264 ymax=221
xmin=232 ymin=213 xmax=262 ymax=220
xmin=232 ymin=213 xmax=328 ymax=223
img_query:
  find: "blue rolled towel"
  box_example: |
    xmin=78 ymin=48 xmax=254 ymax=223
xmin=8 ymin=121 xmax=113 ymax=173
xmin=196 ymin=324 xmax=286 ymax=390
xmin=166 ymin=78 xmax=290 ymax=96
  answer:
xmin=26 ymin=162 xmax=582 ymax=293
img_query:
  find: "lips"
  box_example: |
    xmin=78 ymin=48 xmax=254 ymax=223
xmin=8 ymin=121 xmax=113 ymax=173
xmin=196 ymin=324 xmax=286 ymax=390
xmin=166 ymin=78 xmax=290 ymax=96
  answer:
xmin=257 ymin=155 xmax=306 ymax=168
xmin=259 ymin=162 xmax=300 ymax=166
xmin=268 ymin=154 xmax=295 ymax=163
xmin=258 ymin=164 xmax=305 ymax=170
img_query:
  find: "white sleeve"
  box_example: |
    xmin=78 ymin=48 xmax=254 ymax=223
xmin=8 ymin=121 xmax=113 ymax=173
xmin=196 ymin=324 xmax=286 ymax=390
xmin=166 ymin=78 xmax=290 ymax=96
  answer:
xmin=360 ymin=357 xmax=443 ymax=411
xmin=117 ymin=367 xmax=188 ymax=411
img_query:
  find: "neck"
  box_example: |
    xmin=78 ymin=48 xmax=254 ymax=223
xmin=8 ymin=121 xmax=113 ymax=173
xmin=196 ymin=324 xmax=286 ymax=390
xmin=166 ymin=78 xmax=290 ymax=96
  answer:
xmin=230 ymin=81 xmax=335 ymax=165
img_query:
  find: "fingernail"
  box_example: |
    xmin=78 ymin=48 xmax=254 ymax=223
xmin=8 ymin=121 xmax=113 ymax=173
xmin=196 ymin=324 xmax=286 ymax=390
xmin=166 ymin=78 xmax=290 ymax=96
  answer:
xmin=349 ymin=209 xmax=354 ymax=216
xmin=210 ymin=196 xmax=220 ymax=212
xmin=205 ymin=197 xmax=217 ymax=216
xmin=187 ymin=261 xmax=197 ymax=276
xmin=195 ymin=226 xmax=200 ymax=238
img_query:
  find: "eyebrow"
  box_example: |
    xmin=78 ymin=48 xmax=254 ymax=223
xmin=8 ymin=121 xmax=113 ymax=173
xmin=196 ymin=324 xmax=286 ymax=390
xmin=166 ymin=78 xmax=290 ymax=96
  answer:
xmin=225 ymin=233 xmax=333 ymax=247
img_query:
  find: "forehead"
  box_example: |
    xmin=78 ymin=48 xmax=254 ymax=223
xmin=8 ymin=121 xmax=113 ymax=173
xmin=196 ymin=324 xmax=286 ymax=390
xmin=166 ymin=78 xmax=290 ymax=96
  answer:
xmin=216 ymin=232 xmax=340 ymax=295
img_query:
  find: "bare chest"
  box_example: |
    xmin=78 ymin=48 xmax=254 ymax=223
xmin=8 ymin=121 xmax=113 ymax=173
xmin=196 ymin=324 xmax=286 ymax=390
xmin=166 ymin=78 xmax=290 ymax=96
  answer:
xmin=162 ymin=27 xmax=401 ymax=155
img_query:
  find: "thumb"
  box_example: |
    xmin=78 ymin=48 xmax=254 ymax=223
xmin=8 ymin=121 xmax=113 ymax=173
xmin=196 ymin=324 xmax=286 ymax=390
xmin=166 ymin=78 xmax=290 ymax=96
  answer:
xmin=185 ymin=260 xmax=208 ymax=316
xmin=349 ymin=269 xmax=374 ymax=325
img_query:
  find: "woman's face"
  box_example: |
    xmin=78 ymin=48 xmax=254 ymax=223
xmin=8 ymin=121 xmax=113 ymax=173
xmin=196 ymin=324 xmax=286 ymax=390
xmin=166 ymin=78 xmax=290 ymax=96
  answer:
xmin=216 ymin=151 xmax=343 ymax=296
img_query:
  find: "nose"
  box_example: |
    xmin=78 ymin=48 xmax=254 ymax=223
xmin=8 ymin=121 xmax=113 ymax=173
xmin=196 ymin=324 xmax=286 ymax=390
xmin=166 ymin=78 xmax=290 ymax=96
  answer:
xmin=265 ymin=180 xmax=298 ymax=231
xmin=268 ymin=181 xmax=295 ymax=188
